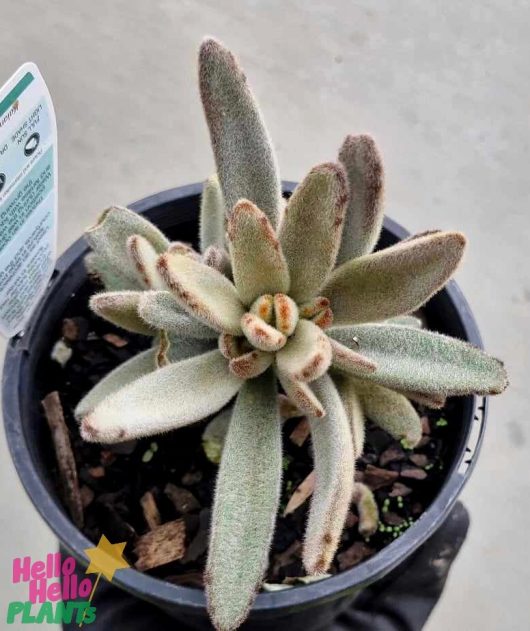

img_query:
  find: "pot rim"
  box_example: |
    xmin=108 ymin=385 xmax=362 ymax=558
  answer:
xmin=2 ymin=182 xmax=487 ymax=614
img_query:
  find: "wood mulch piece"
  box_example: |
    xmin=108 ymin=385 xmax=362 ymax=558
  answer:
xmin=337 ymin=542 xmax=375 ymax=571
xmin=134 ymin=519 xmax=187 ymax=571
xmin=140 ymin=491 xmax=162 ymax=530
xmin=164 ymin=484 xmax=201 ymax=514
xmin=361 ymin=465 xmax=399 ymax=490
xmin=41 ymin=392 xmax=84 ymax=528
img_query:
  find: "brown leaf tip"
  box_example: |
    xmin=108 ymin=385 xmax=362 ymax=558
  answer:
xmin=80 ymin=416 xmax=101 ymax=442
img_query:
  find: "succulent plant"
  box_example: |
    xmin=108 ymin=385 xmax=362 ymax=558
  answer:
xmin=76 ymin=37 xmax=508 ymax=631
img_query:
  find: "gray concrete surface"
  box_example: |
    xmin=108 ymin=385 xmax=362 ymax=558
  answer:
xmin=1 ymin=1 xmax=528 ymax=629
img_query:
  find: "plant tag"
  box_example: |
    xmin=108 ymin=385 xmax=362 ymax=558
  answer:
xmin=0 ymin=63 xmax=58 ymax=338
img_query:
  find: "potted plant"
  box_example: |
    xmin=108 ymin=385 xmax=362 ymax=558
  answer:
xmin=3 ymin=38 xmax=507 ymax=631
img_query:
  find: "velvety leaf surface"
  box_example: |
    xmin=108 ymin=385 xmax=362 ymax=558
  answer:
xmin=80 ymin=350 xmax=242 ymax=443
xmin=276 ymin=319 xmax=332 ymax=382
xmin=74 ymin=348 xmax=158 ymax=420
xmin=127 ymin=234 xmax=166 ymax=290
xmin=334 ymin=374 xmax=366 ymax=458
xmin=158 ymin=252 xmax=245 ymax=335
xmin=329 ymin=324 xmax=508 ymax=396
xmin=138 ymin=291 xmax=218 ymax=339
xmin=304 ymin=374 xmax=354 ymax=574
xmin=84 ymin=252 xmax=138 ymax=292
xmin=351 ymin=379 xmax=422 ymax=448
xmin=279 ymin=163 xmax=348 ymax=303
xmin=200 ymin=175 xmax=226 ymax=253
xmin=85 ymin=206 xmax=169 ymax=286
xmin=337 ymin=134 xmax=384 ymax=263
xmin=206 ymin=372 xmax=282 ymax=631
xmin=324 ymin=231 xmax=467 ymax=325
xmin=199 ymin=38 xmax=281 ymax=226
xmin=228 ymin=199 xmax=290 ymax=305
xmin=90 ymin=291 xmax=155 ymax=335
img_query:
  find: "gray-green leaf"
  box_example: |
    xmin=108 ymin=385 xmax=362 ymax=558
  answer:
xmin=304 ymin=374 xmax=354 ymax=574
xmin=80 ymin=350 xmax=242 ymax=443
xmin=158 ymin=252 xmax=245 ymax=335
xmin=337 ymin=134 xmax=384 ymax=263
xmin=206 ymin=372 xmax=282 ymax=631
xmin=279 ymin=163 xmax=348 ymax=303
xmin=138 ymin=291 xmax=218 ymax=339
xmin=200 ymin=175 xmax=226 ymax=252
xmin=85 ymin=206 xmax=169 ymax=287
xmin=324 ymin=232 xmax=467 ymax=325
xmin=227 ymin=199 xmax=290 ymax=306
xmin=199 ymin=38 xmax=281 ymax=226
xmin=329 ymin=325 xmax=508 ymax=396
xmin=74 ymin=348 xmax=158 ymax=420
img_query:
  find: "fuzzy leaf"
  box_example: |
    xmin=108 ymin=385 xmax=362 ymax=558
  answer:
xmin=312 ymin=307 xmax=334 ymax=329
xmin=386 ymin=315 xmax=423 ymax=328
xmin=200 ymin=175 xmax=226 ymax=252
xmin=337 ymin=134 xmax=384 ymax=263
xmin=229 ymin=350 xmax=273 ymax=379
xmin=126 ymin=234 xmax=166 ymax=290
xmin=166 ymin=333 xmax=216 ymax=362
xmin=277 ymin=371 xmax=325 ymax=418
xmin=158 ymin=252 xmax=245 ymax=335
xmin=352 ymin=483 xmax=379 ymax=537
xmin=250 ymin=294 xmax=274 ymax=323
xmin=138 ymin=291 xmax=217 ymax=339
xmin=276 ymin=319 xmax=332 ymax=383
xmin=324 ymin=232 xmax=467 ymax=325
xmin=75 ymin=348 xmax=158 ymax=420
xmin=329 ymin=325 xmax=508 ymax=396
xmin=90 ymin=291 xmax=154 ymax=335
xmin=81 ymin=350 xmax=242 ymax=443
xmin=84 ymin=252 xmax=138 ymax=291
xmin=218 ymin=333 xmax=244 ymax=359
xmin=206 ymin=372 xmax=282 ymax=631
xmin=351 ymin=379 xmax=422 ymax=448
xmin=228 ymin=200 xmax=290 ymax=305
xmin=241 ymin=313 xmax=286 ymax=352
xmin=334 ymin=374 xmax=366 ymax=458
xmin=279 ymin=163 xmax=348 ymax=303
xmin=168 ymin=241 xmax=202 ymax=260
xmin=203 ymin=245 xmax=232 ymax=278
xmin=274 ymin=293 xmax=299 ymax=336
xmin=304 ymin=374 xmax=354 ymax=574
xmin=85 ymin=206 xmax=169 ymax=286
xmin=199 ymin=38 xmax=281 ymax=227
xmin=399 ymin=390 xmax=446 ymax=409
xmin=329 ymin=337 xmax=377 ymax=375
xmin=299 ymin=297 xmax=330 ymax=319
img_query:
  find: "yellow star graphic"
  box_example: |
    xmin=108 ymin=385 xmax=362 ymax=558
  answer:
xmin=84 ymin=534 xmax=130 ymax=582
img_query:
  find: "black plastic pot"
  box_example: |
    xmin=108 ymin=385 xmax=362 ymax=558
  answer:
xmin=3 ymin=183 xmax=487 ymax=631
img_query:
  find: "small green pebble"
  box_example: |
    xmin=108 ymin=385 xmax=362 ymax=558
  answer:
xmin=142 ymin=449 xmax=154 ymax=463
xmin=436 ymin=418 xmax=448 ymax=427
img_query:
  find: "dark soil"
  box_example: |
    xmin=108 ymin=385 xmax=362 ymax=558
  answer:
xmin=39 ymin=280 xmax=454 ymax=589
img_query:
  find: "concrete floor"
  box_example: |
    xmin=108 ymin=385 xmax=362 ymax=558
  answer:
xmin=1 ymin=1 xmax=528 ymax=629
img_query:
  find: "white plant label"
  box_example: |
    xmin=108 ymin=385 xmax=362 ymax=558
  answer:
xmin=0 ymin=63 xmax=58 ymax=337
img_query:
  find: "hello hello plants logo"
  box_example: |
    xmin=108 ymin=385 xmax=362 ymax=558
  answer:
xmin=6 ymin=535 xmax=130 ymax=626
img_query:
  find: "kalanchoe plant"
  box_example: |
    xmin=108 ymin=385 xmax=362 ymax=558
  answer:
xmin=75 ymin=37 xmax=508 ymax=631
